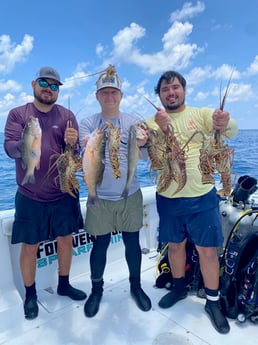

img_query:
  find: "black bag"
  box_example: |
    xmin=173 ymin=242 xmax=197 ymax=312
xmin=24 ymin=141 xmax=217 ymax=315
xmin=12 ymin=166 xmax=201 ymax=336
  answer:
xmin=155 ymin=241 xmax=203 ymax=295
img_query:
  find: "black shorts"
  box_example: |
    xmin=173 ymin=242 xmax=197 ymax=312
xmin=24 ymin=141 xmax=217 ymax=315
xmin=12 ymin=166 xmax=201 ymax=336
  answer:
xmin=12 ymin=192 xmax=83 ymax=244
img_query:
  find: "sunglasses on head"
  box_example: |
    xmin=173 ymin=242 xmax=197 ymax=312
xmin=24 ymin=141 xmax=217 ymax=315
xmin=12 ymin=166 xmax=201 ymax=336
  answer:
xmin=37 ymin=79 xmax=59 ymax=91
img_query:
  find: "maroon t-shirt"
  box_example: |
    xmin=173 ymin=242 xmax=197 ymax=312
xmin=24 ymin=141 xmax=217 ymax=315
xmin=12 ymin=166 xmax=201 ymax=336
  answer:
xmin=4 ymin=102 xmax=79 ymax=201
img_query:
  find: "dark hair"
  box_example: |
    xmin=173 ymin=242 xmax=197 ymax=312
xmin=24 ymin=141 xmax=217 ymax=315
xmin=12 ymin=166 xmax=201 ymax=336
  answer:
xmin=154 ymin=71 xmax=186 ymax=95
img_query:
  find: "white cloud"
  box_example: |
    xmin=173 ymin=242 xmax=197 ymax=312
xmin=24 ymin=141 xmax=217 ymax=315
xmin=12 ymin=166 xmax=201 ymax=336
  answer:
xmin=96 ymin=43 xmax=105 ymax=56
xmin=195 ymin=91 xmax=209 ymax=101
xmin=120 ymin=79 xmax=130 ymax=92
xmin=246 ymin=55 xmax=258 ymax=75
xmin=169 ymin=1 xmax=205 ymax=22
xmin=0 ymin=91 xmax=33 ymax=120
xmin=0 ymin=79 xmax=21 ymax=92
xmin=163 ymin=21 xmax=193 ymax=46
xmin=19 ymin=91 xmax=33 ymax=104
xmin=211 ymin=83 xmax=254 ymax=104
xmin=0 ymin=34 xmax=33 ymax=74
xmin=186 ymin=66 xmax=213 ymax=85
xmin=0 ymin=93 xmax=15 ymax=108
xmin=226 ymin=83 xmax=255 ymax=102
xmin=214 ymin=64 xmax=237 ymax=80
xmin=112 ymin=22 xmax=145 ymax=56
xmin=104 ymin=20 xmax=202 ymax=74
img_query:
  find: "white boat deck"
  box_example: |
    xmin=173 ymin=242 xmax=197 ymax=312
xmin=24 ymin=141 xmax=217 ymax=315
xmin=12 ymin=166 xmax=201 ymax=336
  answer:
xmin=0 ymin=253 xmax=257 ymax=345
xmin=0 ymin=186 xmax=257 ymax=345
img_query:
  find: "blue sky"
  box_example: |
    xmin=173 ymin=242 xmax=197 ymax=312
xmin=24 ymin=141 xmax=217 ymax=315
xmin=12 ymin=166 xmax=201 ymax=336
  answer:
xmin=1 ymin=0 xmax=258 ymax=131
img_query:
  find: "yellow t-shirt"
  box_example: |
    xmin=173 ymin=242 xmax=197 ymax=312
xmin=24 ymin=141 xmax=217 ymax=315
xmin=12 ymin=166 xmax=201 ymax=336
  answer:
xmin=146 ymin=106 xmax=238 ymax=198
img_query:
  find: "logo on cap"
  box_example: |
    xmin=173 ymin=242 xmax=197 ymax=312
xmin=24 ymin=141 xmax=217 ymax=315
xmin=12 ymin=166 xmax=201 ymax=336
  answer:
xmin=96 ymin=65 xmax=121 ymax=91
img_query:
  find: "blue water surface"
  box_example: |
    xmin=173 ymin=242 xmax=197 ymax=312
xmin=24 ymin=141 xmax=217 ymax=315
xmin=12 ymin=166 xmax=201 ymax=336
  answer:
xmin=0 ymin=130 xmax=257 ymax=210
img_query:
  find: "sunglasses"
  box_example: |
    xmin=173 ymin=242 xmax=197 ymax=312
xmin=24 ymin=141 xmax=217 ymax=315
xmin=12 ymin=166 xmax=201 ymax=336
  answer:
xmin=37 ymin=79 xmax=59 ymax=91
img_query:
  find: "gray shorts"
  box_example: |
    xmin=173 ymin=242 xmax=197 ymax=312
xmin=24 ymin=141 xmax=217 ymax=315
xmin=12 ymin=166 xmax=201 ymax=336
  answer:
xmin=85 ymin=189 xmax=143 ymax=236
xmin=12 ymin=191 xmax=83 ymax=244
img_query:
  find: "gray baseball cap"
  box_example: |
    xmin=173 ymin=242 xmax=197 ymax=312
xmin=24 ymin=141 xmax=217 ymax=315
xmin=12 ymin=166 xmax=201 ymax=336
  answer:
xmin=35 ymin=66 xmax=63 ymax=85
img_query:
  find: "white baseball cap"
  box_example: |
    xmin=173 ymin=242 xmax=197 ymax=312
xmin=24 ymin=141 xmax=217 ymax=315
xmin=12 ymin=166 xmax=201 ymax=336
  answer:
xmin=96 ymin=65 xmax=121 ymax=91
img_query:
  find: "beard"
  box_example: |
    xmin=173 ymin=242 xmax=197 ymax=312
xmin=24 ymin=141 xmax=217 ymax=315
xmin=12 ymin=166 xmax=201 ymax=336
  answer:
xmin=34 ymin=90 xmax=56 ymax=106
xmin=163 ymin=97 xmax=185 ymax=112
xmin=166 ymin=103 xmax=181 ymax=111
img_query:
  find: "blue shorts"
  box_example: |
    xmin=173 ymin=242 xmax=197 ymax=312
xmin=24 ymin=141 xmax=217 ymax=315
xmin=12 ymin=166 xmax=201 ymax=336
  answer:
xmin=12 ymin=192 xmax=83 ymax=244
xmin=156 ymin=188 xmax=223 ymax=247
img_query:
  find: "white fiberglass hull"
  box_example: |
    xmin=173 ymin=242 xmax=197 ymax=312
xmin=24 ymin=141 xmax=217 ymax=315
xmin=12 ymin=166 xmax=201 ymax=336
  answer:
xmin=0 ymin=186 xmax=257 ymax=345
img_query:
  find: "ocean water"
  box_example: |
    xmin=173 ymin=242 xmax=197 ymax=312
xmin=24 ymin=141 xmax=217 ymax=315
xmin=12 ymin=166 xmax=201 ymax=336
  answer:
xmin=1 ymin=130 xmax=257 ymax=211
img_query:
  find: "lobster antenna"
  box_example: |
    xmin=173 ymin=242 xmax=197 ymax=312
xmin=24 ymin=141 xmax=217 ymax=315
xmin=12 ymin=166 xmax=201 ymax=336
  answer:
xmin=64 ymin=65 xmax=113 ymax=83
xmin=144 ymin=96 xmax=159 ymax=110
xmin=220 ymin=69 xmax=234 ymax=110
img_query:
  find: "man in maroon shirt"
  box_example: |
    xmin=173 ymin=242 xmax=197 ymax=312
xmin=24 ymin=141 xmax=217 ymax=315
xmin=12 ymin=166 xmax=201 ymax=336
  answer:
xmin=4 ymin=66 xmax=86 ymax=320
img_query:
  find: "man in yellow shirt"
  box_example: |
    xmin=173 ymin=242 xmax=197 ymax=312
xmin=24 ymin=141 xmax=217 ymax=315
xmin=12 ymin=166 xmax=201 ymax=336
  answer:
xmin=147 ymin=71 xmax=238 ymax=334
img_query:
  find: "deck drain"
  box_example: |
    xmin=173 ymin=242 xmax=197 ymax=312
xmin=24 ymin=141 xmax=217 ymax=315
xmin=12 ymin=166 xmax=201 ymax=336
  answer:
xmin=153 ymin=332 xmax=193 ymax=345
